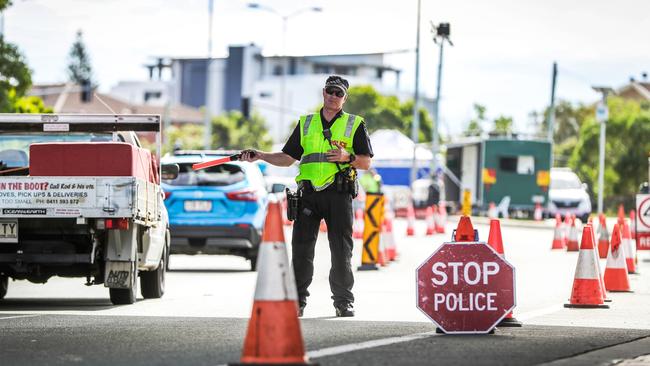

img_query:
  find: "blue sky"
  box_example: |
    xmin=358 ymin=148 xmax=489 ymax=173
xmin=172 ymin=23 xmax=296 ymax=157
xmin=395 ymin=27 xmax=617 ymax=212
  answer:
xmin=4 ymin=0 xmax=649 ymax=137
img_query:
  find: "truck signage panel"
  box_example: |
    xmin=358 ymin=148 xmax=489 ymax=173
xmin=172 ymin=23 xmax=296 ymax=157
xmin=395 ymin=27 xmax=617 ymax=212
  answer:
xmin=0 ymin=178 xmax=97 ymax=208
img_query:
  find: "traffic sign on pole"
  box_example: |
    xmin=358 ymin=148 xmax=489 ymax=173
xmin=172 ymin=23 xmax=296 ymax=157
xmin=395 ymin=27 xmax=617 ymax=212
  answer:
xmin=416 ymin=241 xmax=516 ymax=334
xmin=636 ymin=194 xmax=650 ymax=250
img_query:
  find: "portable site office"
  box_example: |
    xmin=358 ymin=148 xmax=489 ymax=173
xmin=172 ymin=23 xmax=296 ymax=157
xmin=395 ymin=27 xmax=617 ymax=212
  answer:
xmin=444 ymin=137 xmax=551 ymax=216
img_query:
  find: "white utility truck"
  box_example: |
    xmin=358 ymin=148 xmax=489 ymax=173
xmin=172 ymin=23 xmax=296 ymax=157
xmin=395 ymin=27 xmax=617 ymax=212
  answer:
xmin=0 ymin=114 xmax=178 ymax=305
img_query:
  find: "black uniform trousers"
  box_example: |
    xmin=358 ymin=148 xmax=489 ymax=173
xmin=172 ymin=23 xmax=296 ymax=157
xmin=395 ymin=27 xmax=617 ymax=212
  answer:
xmin=291 ymin=184 xmax=354 ymax=308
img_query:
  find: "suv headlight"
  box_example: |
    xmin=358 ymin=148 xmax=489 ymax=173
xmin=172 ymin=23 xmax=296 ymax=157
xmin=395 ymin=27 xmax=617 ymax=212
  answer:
xmin=578 ymin=197 xmax=591 ymax=211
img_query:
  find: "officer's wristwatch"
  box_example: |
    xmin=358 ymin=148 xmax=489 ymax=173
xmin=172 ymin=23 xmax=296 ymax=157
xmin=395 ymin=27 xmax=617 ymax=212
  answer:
xmin=347 ymin=154 xmax=356 ymax=164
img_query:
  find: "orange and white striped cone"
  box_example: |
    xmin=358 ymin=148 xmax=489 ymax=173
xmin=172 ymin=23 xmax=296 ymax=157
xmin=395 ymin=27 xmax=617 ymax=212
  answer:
xmin=597 ymin=215 xmax=609 ymax=259
xmin=406 ymin=204 xmax=416 ymax=237
xmin=234 ymin=198 xmax=313 ymax=366
xmin=436 ymin=202 xmax=447 ymax=234
xmin=352 ymin=208 xmax=364 ymax=239
xmin=564 ymin=225 xmax=609 ymax=308
xmin=587 ymin=223 xmax=610 ymax=302
xmin=622 ymin=220 xmax=637 ymax=274
xmin=319 ymin=219 xmax=327 ymax=233
xmin=432 ymin=205 xmax=442 ymax=234
xmin=566 ymin=215 xmax=580 ymax=252
xmin=629 ymin=210 xmax=637 ymax=241
xmin=487 ymin=219 xmax=523 ymax=327
xmin=425 ymin=206 xmax=435 ymax=236
xmin=604 ymin=223 xmax=632 ymax=292
xmin=384 ymin=217 xmax=397 ymax=262
xmin=533 ymin=202 xmax=543 ymax=221
xmin=551 ymin=214 xmax=566 ymax=250
xmin=617 ymin=204 xmax=626 ymax=224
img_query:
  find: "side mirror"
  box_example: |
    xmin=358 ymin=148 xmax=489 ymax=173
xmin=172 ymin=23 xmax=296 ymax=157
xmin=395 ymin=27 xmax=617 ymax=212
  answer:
xmin=582 ymin=182 xmax=588 ymax=191
xmin=161 ymin=163 xmax=179 ymax=180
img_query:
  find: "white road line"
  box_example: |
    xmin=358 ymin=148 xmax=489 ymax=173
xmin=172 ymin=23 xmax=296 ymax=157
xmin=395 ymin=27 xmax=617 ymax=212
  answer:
xmin=307 ymin=331 xmax=438 ymax=359
xmin=0 ymin=314 xmax=41 ymax=321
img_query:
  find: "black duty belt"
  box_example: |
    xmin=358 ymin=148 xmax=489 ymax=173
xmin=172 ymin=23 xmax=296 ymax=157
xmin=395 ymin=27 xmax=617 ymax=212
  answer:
xmin=299 ymin=180 xmax=337 ymax=194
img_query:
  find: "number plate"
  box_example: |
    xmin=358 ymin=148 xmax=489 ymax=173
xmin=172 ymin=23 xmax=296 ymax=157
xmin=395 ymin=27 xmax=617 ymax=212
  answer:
xmin=184 ymin=200 xmax=212 ymax=212
xmin=0 ymin=219 xmax=18 ymax=243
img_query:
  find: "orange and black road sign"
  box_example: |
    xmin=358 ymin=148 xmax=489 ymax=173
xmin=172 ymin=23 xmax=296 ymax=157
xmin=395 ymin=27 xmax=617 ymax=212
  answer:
xmin=358 ymin=193 xmax=384 ymax=271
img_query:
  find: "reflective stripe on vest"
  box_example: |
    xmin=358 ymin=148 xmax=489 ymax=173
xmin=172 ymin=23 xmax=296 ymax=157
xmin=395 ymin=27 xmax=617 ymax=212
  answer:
xmin=295 ymin=111 xmax=363 ymax=190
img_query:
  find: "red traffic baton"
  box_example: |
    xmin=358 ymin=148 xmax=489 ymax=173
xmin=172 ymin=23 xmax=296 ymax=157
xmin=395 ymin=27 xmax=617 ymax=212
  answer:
xmin=192 ymin=153 xmax=241 ymax=171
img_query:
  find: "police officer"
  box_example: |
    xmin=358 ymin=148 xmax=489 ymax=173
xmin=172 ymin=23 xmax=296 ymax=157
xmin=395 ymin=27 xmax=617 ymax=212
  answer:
xmin=240 ymin=75 xmax=373 ymax=317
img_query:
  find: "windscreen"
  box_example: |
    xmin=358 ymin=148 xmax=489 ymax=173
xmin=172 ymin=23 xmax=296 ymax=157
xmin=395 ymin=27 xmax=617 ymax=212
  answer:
xmin=0 ymin=133 xmax=113 ymax=168
xmin=550 ymin=174 xmax=582 ymax=189
xmin=164 ymin=163 xmax=245 ymax=186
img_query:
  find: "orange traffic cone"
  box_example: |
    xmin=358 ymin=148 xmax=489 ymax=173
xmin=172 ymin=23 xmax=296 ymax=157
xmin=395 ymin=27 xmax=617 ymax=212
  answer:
xmin=352 ymin=208 xmax=364 ymax=239
xmin=319 ymin=219 xmax=327 ymax=232
xmin=487 ymin=219 xmax=523 ymax=327
xmin=533 ymin=202 xmax=543 ymax=221
xmin=235 ymin=198 xmax=312 ymax=365
xmin=617 ymin=204 xmax=626 ymax=224
xmin=425 ymin=206 xmax=435 ymax=236
xmin=436 ymin=201 xmax=447 ymax=234
xmin=622 ymin=220 xmax=637 ymax=274
xmin=551 ymin=214 xmax=566 ymax=250
xmin=566 ymin=215 xmax=580 ymax=252
xmin=587 ymin=223 xmax=610 ymax=303
xmin=453 ymin=216 xmax=476 ymax=242
xmin=564 ymin=225 xmax=609 ymax=308
xmin=487 ymin=202 xmax=497 ymax=219
xmin=384 ymin=216 xmax=397 ymax=262
xmin=597 ymin=214 xmax=609 ymax=259
xmin=406 ymin=204 xmax=416 ymax=236
xmin=629 ymin=210 xmax=637 ymax=241
xmin=604 ymin=224 xmax=632 ymax=292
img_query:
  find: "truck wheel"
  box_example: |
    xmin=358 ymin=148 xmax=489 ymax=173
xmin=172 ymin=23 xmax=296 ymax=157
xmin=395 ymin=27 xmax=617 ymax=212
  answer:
xmin=141 ymin=247 xmax=166 ymax=299
xmin=0 ymin=275 xmax=8 ymax=299
xmin=109 ymin=263 xmax=138 ymax=305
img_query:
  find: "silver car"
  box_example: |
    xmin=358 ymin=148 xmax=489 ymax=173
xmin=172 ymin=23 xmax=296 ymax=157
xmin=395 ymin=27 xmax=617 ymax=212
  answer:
xmin=548 ymin=168 xmax=592 ymax=222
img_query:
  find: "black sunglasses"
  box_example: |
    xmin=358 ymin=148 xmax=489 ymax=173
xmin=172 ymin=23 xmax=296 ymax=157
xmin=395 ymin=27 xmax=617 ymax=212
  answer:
xmin=325 ymin=87 xmax=346 ymax=98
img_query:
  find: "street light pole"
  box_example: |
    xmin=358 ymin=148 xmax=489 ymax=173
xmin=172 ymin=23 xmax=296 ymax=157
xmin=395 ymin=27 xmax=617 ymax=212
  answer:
xmin=410 ymin=0 xmax=422 ymax=186
xmin=592 ymin=86 xmax=612 ymax=215
xmin=430 ymin=22 xmax=452 ymax=177
xmin=247 ymin=3 xmax=322 ymax=143
xmin=203 ymin=0 xmax=214 ymax=149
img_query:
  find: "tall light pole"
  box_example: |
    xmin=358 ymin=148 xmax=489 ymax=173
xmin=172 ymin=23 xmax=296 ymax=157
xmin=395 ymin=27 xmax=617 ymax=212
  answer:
xmin=248 ymin=3 xmax=322 ymax=143
xmin=203 ymin=0 xmax=214 ymax=149
xmin=592 ymin=86 xmax=613 ymax=215
xmin=410 ymin=0 xmax=422 ymax=185
xmin=430 ymin=22 xmax=452 ymax=177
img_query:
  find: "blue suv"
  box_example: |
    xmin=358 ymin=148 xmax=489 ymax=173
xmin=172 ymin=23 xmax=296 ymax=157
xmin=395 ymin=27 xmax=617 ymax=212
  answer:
xmin=161 ymin=150 xmax=268 ymax=270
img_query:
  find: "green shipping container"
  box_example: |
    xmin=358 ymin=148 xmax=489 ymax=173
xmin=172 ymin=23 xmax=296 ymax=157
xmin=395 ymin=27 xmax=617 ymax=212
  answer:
xmin=445 ymin=138 xmax=551 ymax=215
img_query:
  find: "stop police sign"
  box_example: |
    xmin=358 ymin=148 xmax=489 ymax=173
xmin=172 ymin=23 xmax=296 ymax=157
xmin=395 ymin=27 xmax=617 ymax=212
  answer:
xmin=416 ymin=241 xmax=516 ymax=334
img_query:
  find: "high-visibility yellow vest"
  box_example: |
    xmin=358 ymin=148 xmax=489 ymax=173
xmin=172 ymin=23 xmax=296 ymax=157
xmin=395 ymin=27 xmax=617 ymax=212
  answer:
xmin=295 ymin=111 xmax=363 ymax=190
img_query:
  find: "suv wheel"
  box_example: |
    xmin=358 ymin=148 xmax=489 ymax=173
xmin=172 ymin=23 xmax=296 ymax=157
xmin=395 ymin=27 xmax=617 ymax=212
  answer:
xmin=0 ymin=275 xmax=8 ymax=299
xmin=249 ymin=255 xmax=258 ymax=271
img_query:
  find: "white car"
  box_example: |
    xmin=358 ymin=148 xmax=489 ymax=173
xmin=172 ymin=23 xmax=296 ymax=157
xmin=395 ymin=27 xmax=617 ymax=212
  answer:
xmin=548 ymin=168 xmax=592 ymax=222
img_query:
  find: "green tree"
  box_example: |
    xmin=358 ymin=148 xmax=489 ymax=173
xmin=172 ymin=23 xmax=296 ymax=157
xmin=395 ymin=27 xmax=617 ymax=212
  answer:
xmin=67 ymin=30 xmax=93 ymax=84
xmin=0 ymin=35 xmax=32 ymax=112
xmin=492 ymin=115 xmax=513 ymax=136
xmin=211 ymin=111 xmax=272 ymax=150
xmin=569 ymin=97 xmax=650 ymax=210
xmin=539 ymin=100 xmax=594 ymax=166
xmin=343 ymin=84 xmax=433 ymax=142
xmin=463 ymin=103 xmax=486 ymax=136
xmin=7 ymin=91 xmax=53 ymax=113
xmin=161 ymin=123 xmax=205 ymax=154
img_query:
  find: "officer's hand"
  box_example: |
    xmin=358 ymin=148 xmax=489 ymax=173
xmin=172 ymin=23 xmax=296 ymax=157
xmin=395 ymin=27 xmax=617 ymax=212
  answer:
xmin=325 ymin=148 xmax=349 ymax=163
xmin=240 ymin=149 xmax=260 ymax=162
